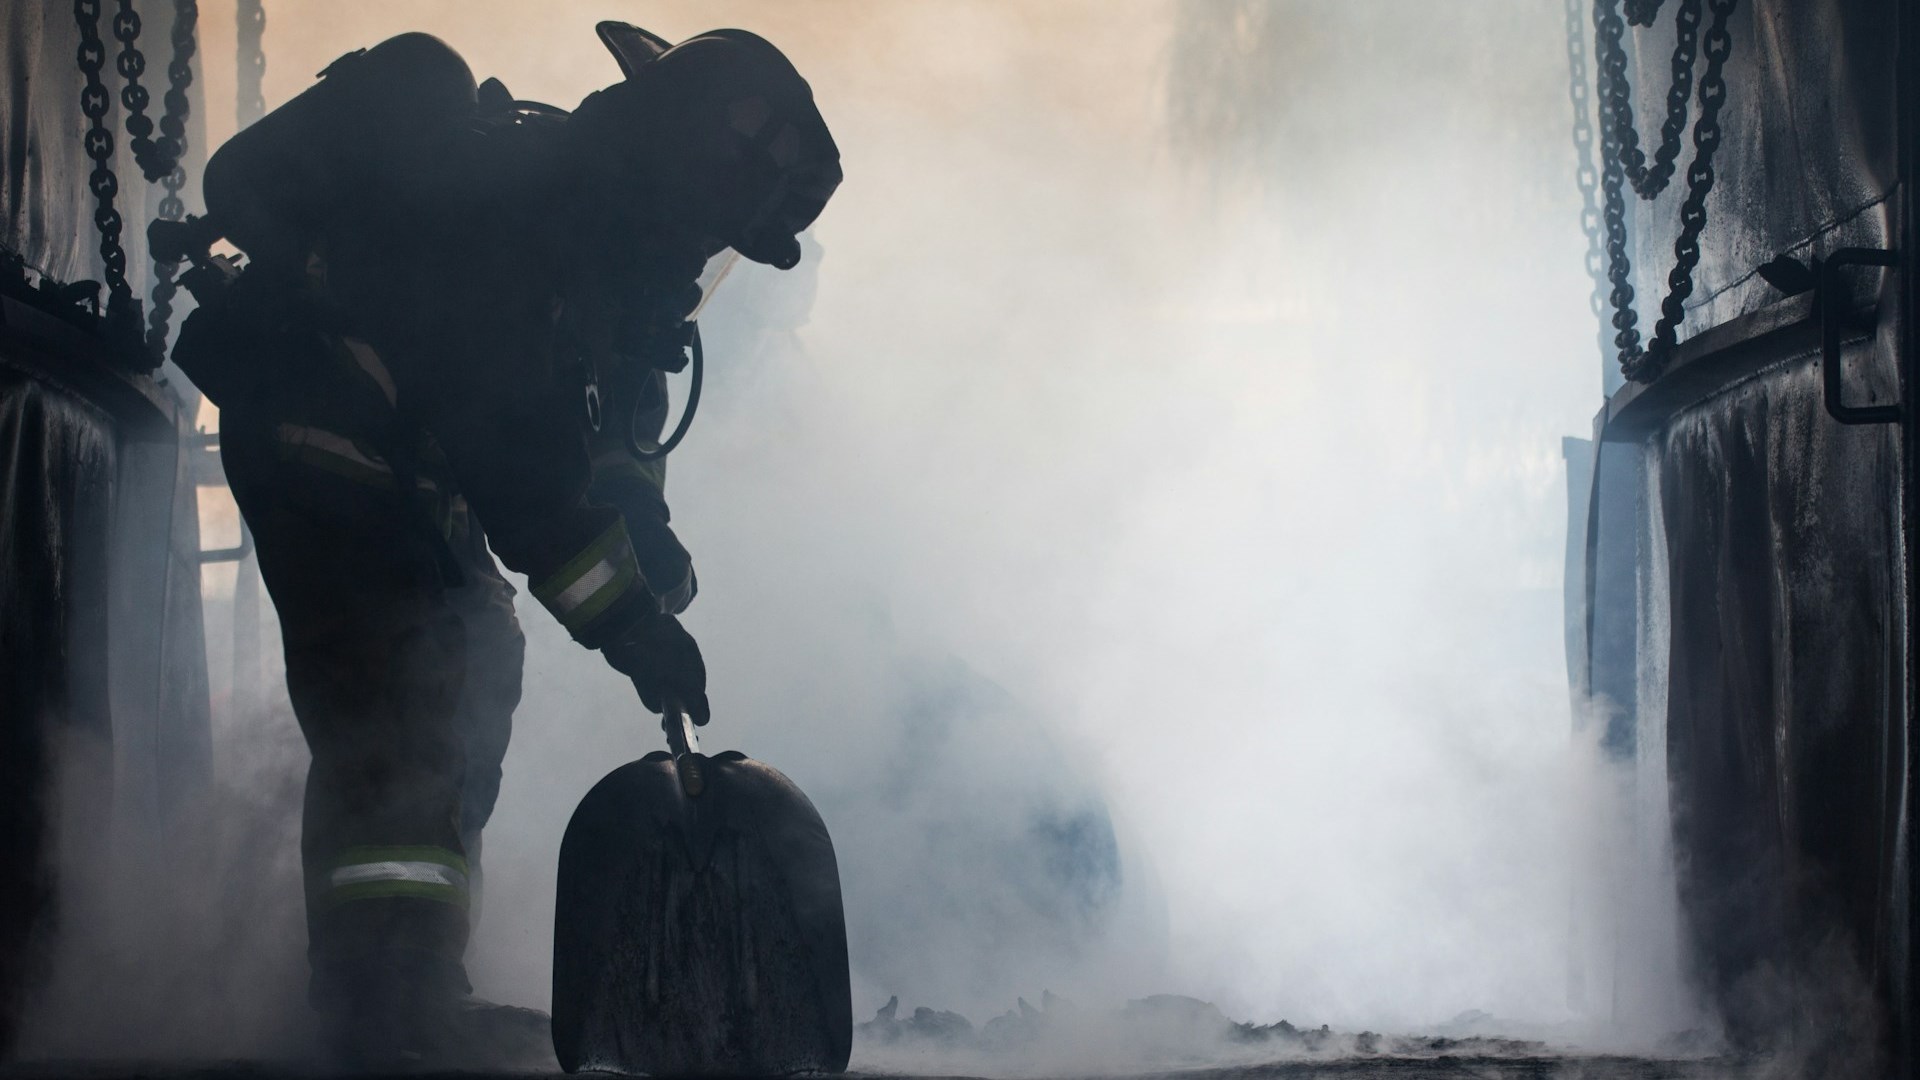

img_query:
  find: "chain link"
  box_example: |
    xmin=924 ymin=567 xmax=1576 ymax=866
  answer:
xmin=1594 ymin=0 xmax=1639 ymax=367
xmin=1634 ymin=0 xmax=1734 ymax=381
xmin=109 ymin=0 xmax=166 ymax=182
xmin=156 ymin=0 xmax=195 ymax=184
xmin=74 ymin=0 xmax=139 ymax=343
xmin=1596 ymin=0 xmax=1701 ymax=202
xmin=147 ymin=0 xmax=197 ymax=357
xmin=236 ymin=0 xmax=266 ymax=128
xmin=1593 ymin=0 xmax=1737 ymax=383
xmin=1565 ymin=0 xmax=1608 ymax=366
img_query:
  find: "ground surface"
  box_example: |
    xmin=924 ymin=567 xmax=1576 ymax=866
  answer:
xmin=0 ymin=1057 xmax=1763 ymax=1080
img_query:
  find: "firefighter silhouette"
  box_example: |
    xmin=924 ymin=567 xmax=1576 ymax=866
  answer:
xmin=170 ymin=23 xmax=841 ymax=1064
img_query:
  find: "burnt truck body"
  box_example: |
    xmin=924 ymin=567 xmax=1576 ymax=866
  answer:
xmin=1565 ymin=0 xmax=1920 ymax=1068
xmin=0 ymin=2 xmax=223 ymax=1057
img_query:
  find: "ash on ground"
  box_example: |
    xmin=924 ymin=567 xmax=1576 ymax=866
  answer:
xmin=852 ymin=991 xmax=1546 ymax=1075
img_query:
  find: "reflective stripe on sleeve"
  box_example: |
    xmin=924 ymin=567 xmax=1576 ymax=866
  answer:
xmin=328 ymin=845 xmax=469 ymax=907
xmin=532 ymin=520 xmax=641 ymax=633
xmin=591 ymin=447 xmax=667 ymax=494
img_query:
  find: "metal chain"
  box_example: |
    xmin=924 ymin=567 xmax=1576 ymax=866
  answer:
xmin=1596 ymin=0 xmax=1701 ymax=201
xmin=1641 ymin=0 xmax=1700 ymax=197
xmin=1594 ymin=0 xmax=1640 ymax=367
xmin=236 ymin=0 xmax=265 ymax=128
xmin=1565 ymin=0 xmax=1609 ymax=365
xmin=1595 ymin=0 xmax=1737 ymax=383
xmin=110 ymin=0 xmax=170 ymax=182
xmin=74 ymin=0 xmax=139 ymax=343
xmin=1633 ymin=0 xmax=1735 ymax=380
xmin=155 ymin=0 xmax=194 ymax=180
xmin=146 ymin=0 xmax=197 ymax=357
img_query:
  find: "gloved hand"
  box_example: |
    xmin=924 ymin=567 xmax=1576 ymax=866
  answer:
xmin=600 ymin=612 xmax=710 ymax=724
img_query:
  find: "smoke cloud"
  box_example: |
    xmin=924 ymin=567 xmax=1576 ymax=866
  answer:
xmin=21 ymin=0 xmax=1707 ymax=1069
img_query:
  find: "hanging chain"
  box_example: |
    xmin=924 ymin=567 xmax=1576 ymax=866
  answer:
xmin=155 ymin=0 xmax=195 ymax=181
xmin=1635 ymin=0 xmax=1734 ymax=380
xmin=236 ymin=0 xmax=266 ymax=128
xmin=146 ymin=0 xmax=197 ymax=358
xmin=74 ymin=0 xmax=140 ymax=345
xmin=109 ymin=0 xmax=150 ymax=166
xmin=1594 ymin=0 xmax=1639 ymax=368
xmin=1595 ymin=0 xmax=1702 ymax=202
xmin=1565 ymin=0 xmax=1609 ymax=366
xmin=109 ymin=0 xmax=172 ymax=182
xmin=1593 ymin=0 xmax=1738 ymax=383
xmin=1637 ymin=0 xmax=1699 ymax=198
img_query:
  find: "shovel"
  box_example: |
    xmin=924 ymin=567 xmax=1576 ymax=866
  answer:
xmin=552 ymin=704 xmax=853 ymax=1075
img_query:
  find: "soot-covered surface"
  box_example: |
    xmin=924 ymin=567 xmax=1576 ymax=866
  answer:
xmin=0 ymin=367 xmax=117 ymax=1055
xmin=1657 ymin=353 xmax=1902 ymax=1051
xmin=1623 ymin=0 xmax=1896 ymax=331
xmin=553 ymin=753 xmax=852 ymax=1076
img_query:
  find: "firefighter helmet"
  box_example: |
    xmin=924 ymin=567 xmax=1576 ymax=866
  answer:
xmin=570 ymin=23 xmax=842 ymax=270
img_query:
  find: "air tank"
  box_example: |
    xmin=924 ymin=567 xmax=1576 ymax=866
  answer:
xmin=201 ymin=32 xmax=478 ymax=271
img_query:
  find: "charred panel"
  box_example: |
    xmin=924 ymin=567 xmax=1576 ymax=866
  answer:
xmin=0 ymin=365 xmax=116 ymax=1056
xmin=1657 ymin=354 xmax=1902 ymax=1060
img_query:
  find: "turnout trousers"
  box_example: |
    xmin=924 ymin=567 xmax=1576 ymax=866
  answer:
xmin=218 ymin=345 xmax=525 ymax=1013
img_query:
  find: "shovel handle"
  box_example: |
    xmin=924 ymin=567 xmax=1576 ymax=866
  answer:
xmin=663 ymin=703 xmax=705 ymax=797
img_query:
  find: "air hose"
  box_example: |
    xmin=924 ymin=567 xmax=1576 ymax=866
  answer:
xmin=627 ymin=323 xmax=703 ymax=461
xmin=627 ymin=251 xmax=736 ymax=461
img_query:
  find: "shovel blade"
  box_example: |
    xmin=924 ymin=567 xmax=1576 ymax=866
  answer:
xmin=552 ymin=752 xmax=852 ymax=1075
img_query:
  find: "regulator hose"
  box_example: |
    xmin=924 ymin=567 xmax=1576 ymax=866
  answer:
xmin=628 ymin=324 xmax=704 ymax=461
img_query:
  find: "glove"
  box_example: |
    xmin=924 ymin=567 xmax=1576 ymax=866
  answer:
xmin=600 ymin=611 xmax=710 ymax=724
xmin=625 ymin=514 xmax=698 ymax=615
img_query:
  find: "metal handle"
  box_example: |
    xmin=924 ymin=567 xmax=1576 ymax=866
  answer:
xmin=191 ymin=429 xmax=255 ymax=563
xmin=663 ymin=702 xmax=705 ymax=797
xmin=200 ymin=517 xmax=255 ymax=564
xmin=1820 ymin=247 xmax=1900 ymax=425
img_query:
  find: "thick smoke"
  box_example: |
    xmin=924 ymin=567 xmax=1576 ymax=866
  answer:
xmin=21 ymin=0 xmax=1706 ymax=1068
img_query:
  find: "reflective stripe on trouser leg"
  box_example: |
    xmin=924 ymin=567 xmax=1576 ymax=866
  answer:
xmin=329 ymin=845 xmax=470 ymax=907
xmin=276 ymin=423 xmax=397 ymax=486
xmin=531 ymin=520 xmax=641 ymax=634
xmin=274 ymin=423 xmax=446 ymax=503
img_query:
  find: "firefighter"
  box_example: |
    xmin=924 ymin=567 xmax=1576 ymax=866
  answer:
xmin=172 ymin=24 xmax=840 ymax=1065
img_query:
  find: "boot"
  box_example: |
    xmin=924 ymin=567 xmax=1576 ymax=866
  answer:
xmin=315 ymin=937 xmax=555 ymax=1072
xmin=322 ymin=987 xmax=555 ymax=1072
xmin=441 ymin=997 xmax=557 ymax=1071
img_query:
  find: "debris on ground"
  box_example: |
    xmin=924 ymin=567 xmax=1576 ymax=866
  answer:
xmin=861 ymin=996 xmax=976 ymax=1045
xmin=855 ymin=989 xmax=1547 ymax=1072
